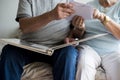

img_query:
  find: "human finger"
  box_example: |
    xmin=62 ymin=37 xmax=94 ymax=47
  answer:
xmin=72 ymin=15 xmax=79 ymax=26
xmin=61 ymin=3 xmax=75 ymax=16
xmin=75 ymin=16 xmax=82 ymax=27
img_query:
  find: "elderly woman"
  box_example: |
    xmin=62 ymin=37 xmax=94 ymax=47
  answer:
xmin=70 ymin=0 xmax=120 ymax=80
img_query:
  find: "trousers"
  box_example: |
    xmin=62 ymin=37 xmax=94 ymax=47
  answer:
xmin=0 ymin=44 xmax=78 ymax=80
xmin=76 ymin=45 xmax=120 ymax=80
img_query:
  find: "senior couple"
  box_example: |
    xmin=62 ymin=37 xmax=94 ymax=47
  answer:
xmin=0 ymin=0 xmax=120 ymax=80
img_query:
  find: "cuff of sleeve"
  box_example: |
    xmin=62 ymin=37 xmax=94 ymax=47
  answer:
xmin=15 ymin=14 xmax=31 ymax=22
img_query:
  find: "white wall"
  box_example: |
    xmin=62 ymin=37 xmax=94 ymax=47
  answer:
xmin=0 ymin=0 xmax=19 ymax=38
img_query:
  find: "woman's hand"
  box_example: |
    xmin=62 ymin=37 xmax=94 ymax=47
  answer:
xmin=93 ymin=9 xmax=106 ymax=22
xmin=50 ymin=3 xmax=75 ymax=20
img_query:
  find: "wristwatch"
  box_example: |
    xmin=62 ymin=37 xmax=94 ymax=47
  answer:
xmin=102 ymin=15 xmax=110 ymax=24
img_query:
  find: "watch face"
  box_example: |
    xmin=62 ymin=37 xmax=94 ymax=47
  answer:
xmin=103 ymin=16 xmax=110 ymax=24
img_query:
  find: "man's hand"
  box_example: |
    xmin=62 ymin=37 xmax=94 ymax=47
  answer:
xmin=50 ymin=3 xmax=75 ymax=20
xmin=64 ymin=37 xmax=75 ymax=44
xmin=64 ymin=16 xmax=85 ymax=45
xmin=64 ymin=37 xmax=79 ymax=46
xmin=72 ymin=15 xmax=85 ymax=30
xmin=71 ymin=16 xmax=85 ymax=39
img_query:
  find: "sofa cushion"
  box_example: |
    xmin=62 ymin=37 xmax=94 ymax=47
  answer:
xmin=21 ymin=62 xmax=106 ymax=80
xmin=21 ymin=62 xmax=53 ymax=80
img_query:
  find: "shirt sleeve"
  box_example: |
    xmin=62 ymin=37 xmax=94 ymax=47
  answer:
xmin=16 ymin=0 xmax=32 ymax=22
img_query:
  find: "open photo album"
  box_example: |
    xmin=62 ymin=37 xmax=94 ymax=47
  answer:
xmin=0 ymin=33 xmax=108 ymax=56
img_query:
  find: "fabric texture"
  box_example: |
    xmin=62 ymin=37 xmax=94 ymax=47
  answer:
xmin=101 ymin=53 xmax=120 ymax=80
xmin=21 ymin=62 xmax=53 ymax=80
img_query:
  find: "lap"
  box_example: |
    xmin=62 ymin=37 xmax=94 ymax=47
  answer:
xmin=1 ymin=45 xmax=78 ymax=66
xmin=1 ymin=44 xmax=52 ymax=65
xmin=77 ymin=45 xmax=101 ymax=68
xmin=76 ymin=45 xmax=120 ymax=80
